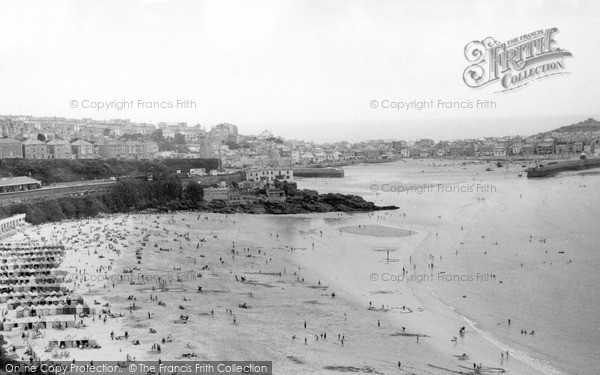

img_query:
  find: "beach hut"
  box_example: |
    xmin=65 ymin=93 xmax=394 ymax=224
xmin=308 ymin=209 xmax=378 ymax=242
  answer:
xmin=22 ymin=305 xmax=31 ymax=317
xmin=15 ymin=305 xmax=24 ymax=318
xmin=55 ymin=303 xmax=65 ymax=315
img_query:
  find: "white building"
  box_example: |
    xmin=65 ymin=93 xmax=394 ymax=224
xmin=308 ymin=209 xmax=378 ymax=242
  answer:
xmin=245 ymin=168 xmax=293 ymax=184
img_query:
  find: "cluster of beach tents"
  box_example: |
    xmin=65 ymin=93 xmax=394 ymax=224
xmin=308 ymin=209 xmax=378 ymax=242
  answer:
xmin=0 ymin=245 xmax=91 ymax=331
xmin=47 ymin=334 xmax=99 ymax=349
xmin=0 ymin=245 xmax=68 ymax=294
xmin=2 ymin=315 xmax=76 ymax=331
xmin=0 ymin=290 xmax=68 ymax=303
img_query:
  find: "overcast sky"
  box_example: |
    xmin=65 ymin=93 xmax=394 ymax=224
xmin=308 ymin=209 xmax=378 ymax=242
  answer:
xmin=0 ymin=0 xmax=598 ymax=142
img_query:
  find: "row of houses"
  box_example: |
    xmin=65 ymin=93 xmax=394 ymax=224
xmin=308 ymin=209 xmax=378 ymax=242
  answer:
xmin=0 ymin=116 xmax=155 ymax=143
xmin=0 ymin=138 xmax=158 ymax=160
xmin=393 ymin=139 xmax=593 ymax=158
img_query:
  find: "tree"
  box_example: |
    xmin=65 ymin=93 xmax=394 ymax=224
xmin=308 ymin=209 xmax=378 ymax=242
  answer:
xmin=225 ymin=141 xmax=241 ymax=149
xmin=185 ymin=182 xmax=204 ymax=203
xmin=174 ymin=133 xmax=186 ymax=144
xmin=119 ymin=133 xmax=143 ymax=141
xmin=37 ymin=133 xmax=46 ymax=142
xmin=151 ymin=129 xmax=164 ymax=143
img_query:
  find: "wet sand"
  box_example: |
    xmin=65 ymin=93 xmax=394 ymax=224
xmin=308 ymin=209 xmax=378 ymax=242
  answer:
xmin=339 ymin=224 xmax=412 ymax=237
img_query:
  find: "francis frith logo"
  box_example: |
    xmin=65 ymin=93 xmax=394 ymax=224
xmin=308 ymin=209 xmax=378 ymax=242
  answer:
xmin=463 ymin=27 xmax=572 ymax=92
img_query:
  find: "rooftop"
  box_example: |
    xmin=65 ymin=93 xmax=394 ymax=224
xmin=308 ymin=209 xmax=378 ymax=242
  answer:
xmin=0 ymin=176 xmax=41 ymax=188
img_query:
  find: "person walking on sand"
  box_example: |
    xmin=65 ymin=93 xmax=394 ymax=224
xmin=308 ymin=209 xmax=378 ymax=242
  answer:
xmin=377 ymin=320 xmax=380 ymax=328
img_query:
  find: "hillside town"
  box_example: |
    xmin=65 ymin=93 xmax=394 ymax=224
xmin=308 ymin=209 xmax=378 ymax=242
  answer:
xmin=1 ymin=115 xmax=599 ymax=168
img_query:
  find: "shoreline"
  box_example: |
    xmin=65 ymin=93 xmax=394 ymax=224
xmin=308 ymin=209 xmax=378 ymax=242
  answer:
xmin=289 ymin=212 xmax=547 ymax=375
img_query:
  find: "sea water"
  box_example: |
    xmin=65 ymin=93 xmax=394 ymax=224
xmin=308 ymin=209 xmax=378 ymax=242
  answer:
xmin=296 ymin=160 xmax=600 ymax=375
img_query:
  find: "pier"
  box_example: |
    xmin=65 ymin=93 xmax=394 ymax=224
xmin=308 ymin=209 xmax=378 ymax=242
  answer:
xmin=526 ymin=158 xmax=600 ymax=177
xmin=293 ymin=167 xmax=345 ymax=178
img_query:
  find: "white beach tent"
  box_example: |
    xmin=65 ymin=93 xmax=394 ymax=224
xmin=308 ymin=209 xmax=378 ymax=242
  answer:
xmin=75 ymin=303 xmax=84 ymax=314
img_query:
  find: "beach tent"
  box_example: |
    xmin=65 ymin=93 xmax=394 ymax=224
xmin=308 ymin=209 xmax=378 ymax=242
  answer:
xmin=46 ymin=305 xmax=57 ymax=316
xmin=2 ymin=321 xmax=16 ymax=331
xmin=48 ymin=337 xmax=58 ymax=349
xmin=82 ymin=304 xmax=93 ymax=314
xmin=73 ymin=296 xmax=84 ymax=304
xmin=15 ymin=306 xmax=23 ymax=318
xmin=6 ymin=298 xmax=16 ymax=309
xmin=55 ymin=303 xmax=65 ymax=314
xmin=41 ymin=305 xmax=51 ymax=316
xmin=62 ymin=335 xmax=75 ymax=348
xmin=75 ymin=304 xmax=84 ymax=314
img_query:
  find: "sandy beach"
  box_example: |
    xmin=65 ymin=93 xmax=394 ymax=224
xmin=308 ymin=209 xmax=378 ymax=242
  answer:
xmin=1 ymin=159 xmax=597 ymax=375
